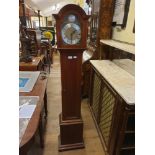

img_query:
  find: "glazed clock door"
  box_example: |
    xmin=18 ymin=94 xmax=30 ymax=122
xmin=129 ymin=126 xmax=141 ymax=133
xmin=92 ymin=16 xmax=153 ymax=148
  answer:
xmin=61 ymin=14 xmax=81 ymax=45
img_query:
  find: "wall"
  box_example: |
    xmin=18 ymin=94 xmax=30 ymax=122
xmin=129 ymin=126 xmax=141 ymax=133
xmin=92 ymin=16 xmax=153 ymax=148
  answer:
xmin=75 ymin=0 xmax=84 ymax=7
xmin=112 ymin=0 xmax=135 ymax=44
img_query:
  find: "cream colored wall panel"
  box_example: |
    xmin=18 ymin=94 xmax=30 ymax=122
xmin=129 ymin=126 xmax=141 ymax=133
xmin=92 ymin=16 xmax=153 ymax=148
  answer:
xmin=112 ymin=0 xmax=135 ymax=44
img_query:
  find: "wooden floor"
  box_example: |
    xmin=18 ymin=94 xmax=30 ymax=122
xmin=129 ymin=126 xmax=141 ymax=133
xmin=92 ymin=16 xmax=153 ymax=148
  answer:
xmin=28 ymin=52 xmax=105 ymax=155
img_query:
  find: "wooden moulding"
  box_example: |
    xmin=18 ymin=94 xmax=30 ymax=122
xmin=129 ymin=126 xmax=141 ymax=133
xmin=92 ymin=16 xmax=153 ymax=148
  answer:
xmin=58 ymin=113 xmax=85 ymax=151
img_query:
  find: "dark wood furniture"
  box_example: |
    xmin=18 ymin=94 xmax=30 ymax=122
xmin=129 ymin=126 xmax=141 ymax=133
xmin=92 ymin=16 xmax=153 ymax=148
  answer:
xmin=26 ymin=29 xmax=42 ymax=56
xmin=89 ymin=60 xmax=135 ymax=155
xmin=87 ymin=0 xmax=101 ymax=57
xmin=41 ymin=38 xmax=53 ymax=72
xmin=19 ymin=0 xmax=32 ymax=27
xmin=82 ymin=2 xmax=100 ymax=98
xmin=82 ymin=43 xmax=96 ymax=98
xmin=53 ymin=4 xmax=89 ymax=151
xmin=38 ymin=10 xmax=41 ymax=29
xmin=19 ymin=74 xmax=48 ymax=155
xmin=89 ymin=13 xmax=99 ymax=45
xmin=100 ymin=39 xmax=135 ymax=61
xmin=19 ymin=55 xmax=44 ymax=71
xmin=82 ymin=0 xmax=115 ymax=98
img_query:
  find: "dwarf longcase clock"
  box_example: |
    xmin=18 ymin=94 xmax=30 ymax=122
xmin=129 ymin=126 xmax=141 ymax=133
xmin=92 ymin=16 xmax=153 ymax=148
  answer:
xmin=53 ymin=4 xmax=89 ymax=151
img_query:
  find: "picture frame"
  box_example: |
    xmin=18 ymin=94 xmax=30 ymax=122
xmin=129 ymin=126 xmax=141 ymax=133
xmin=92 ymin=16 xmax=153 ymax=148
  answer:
xmin=112 ymin=0 xmax=131 ymax=28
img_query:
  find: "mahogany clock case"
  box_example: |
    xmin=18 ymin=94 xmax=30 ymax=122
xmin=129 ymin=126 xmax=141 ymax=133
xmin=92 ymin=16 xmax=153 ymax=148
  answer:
xmin=53 ymin=4 xmax=90 ymax=49
xmin=53 ymin=4 xmax=90 ymax=151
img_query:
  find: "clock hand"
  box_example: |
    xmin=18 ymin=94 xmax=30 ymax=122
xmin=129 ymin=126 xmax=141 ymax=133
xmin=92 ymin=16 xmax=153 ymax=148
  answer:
xmin=70 ymin=29 xmax=77 ymax=44
xmin=72 ymin=29 xmax=77 ymax=35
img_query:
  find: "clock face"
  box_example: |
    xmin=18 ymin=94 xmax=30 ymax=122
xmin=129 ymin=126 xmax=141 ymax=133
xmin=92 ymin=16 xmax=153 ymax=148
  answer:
xmin=61 ymin=15 xmax=81 ymax=45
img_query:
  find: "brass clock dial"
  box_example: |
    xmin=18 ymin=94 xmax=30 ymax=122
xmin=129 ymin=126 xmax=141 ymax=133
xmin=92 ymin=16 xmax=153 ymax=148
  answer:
xmin=61 ymin=15 xmax=81 ymax=45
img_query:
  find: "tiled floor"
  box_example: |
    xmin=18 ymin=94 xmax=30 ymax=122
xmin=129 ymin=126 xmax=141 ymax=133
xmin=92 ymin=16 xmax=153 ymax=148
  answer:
xmin=28 ymin=53 xmax=105 ymax=155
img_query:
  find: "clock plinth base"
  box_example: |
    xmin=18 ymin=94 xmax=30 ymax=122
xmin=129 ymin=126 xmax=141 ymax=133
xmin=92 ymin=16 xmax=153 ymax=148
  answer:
xmin=58 ymin=136 xmax=85 ymax=152
xmin=58 ymin=113 xmax=85 ymax=152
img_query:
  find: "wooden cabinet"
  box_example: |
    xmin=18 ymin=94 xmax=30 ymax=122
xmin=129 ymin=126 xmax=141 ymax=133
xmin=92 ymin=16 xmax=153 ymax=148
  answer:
xmin=27 ymin=29 xmax=41 ymax=56
xmin=82 ymin=43 xmax=96 ymax=98
xmin=115 ymin=108 xmax=135 ymax=155
xmin=100 ymin=39 xmax=135 ymax=61
xmin=19 ymin=55 xmax=44 ymax=71
xmin=82 ymin=0 xmax=115 ymax=97
xmin=89 ymin=60 xmax=135 ymax=155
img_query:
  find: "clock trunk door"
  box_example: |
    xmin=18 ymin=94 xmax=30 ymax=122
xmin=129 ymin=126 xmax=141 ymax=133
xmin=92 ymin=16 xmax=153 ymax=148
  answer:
xmin=60 ymin=51 xmax=82 ymax=120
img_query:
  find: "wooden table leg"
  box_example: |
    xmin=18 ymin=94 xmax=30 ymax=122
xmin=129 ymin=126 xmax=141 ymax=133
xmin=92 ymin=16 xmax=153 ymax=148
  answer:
xmin=39 ymin=114 xmax=44 ymax=148
xmin=44 ymin=90 xmax=48 ymax=119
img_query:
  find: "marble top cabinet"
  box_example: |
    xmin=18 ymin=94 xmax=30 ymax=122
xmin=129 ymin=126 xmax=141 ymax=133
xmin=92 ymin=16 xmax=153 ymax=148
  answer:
xmin=112 ymin=59 xmax=135 ymax=76
xmin=99 ymin=39 xmax=135 ymax=61
xmin=89 ymin=59 xmax=135 ymax=155
xmin=90 ymin=60 xmax=135 ymax=105
xmin=100 ymin=39 xmax=135 ymax=55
